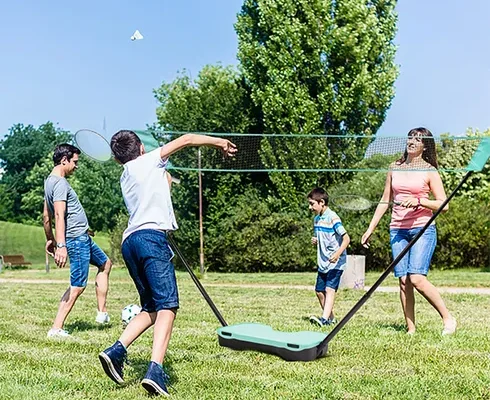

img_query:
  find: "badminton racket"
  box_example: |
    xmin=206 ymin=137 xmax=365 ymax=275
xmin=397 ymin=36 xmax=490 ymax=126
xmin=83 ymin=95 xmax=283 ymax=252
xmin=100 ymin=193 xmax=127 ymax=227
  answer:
xmin=74 ymin=129 xmax=112 ymax=162
xmin=329 ymin=195 xmax=401 ymax=211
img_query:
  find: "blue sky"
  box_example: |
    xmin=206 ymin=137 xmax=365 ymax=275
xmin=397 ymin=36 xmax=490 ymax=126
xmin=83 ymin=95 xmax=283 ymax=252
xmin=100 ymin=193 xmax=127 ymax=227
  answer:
xmin=1 ymin=0 xmax=489 ymax=140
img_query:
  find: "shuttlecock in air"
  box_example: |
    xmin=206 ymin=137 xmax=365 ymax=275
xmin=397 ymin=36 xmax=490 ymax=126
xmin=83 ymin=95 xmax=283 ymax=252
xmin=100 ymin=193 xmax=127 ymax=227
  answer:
xmin=131 ymin=30 xmax=144 ymax=41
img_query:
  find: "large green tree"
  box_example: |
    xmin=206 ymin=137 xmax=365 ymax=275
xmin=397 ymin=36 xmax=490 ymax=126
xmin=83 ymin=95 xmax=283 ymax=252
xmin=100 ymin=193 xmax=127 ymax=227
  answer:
xmin=235 ymin=0 xmax=398 ymax=200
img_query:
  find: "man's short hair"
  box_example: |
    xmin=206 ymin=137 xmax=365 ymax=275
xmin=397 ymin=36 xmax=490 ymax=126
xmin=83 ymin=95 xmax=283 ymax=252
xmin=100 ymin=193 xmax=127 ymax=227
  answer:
xmin=307 ymin=187 xmax=329 ymax=205
xmin=110 ymin=130 xmax=142 ymax=164
xmin=53 ymin=144 xmax=81 ymax=166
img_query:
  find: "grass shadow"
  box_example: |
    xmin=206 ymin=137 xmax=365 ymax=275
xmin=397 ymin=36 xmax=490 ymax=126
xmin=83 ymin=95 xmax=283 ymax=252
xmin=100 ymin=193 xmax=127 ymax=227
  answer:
xmin=5 ymin=265 xmax=30 ymax=270
xmin=126 ymin=356 xmax=178 ymax=387
xmin=65 ymin=320 xmax=111 ymax=332
xmin=375 ymin=322 xmax=406 ymax=332
xmin=480 ymin=266 xmax=490 ymax=273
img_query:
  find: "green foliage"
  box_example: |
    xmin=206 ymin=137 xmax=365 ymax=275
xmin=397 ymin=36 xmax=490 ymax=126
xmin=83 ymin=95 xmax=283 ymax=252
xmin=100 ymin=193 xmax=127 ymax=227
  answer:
xmin=0 ymin=123 xmax=70 ymax=222
xmin=205 ymin=187 xmax=316 ymax=272
xmin=434 ymin=198 xmax=490 ymax=269
xmin=68 ymin=156 xmax=125 ymax=231
xmin=0 ymin=122 xmax=125 ymax=232
xmin=20 ymin=154 xmax=52 ymax=225
xmin=154 ymin=64 xmax=255 ymax=134
xmin=439 ymin=129 xmax=490 ymax=202
xmin=0 ymin=183 xmax=14 ymax=221
xmin=235 ymin=0 xmax=399 ymax=200
xmin=108 ymin=211 xmax=129 ymax=265
xmin=153 ymin=64 xmax=261 ymax=262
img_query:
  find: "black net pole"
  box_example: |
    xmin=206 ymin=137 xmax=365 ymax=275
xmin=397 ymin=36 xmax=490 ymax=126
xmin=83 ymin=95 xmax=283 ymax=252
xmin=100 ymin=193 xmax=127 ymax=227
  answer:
xmin=167 ymin=234 xmax=228 ymax=327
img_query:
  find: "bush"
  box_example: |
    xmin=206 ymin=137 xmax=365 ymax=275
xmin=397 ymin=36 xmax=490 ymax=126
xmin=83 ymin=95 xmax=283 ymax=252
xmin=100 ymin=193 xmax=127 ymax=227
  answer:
xmin=205 ymin=188 xmax=316 ymax=272
xmin=109 ymin=184 xmax=489 ymax=272
xmin=434 ymin=198 xmax=489 ymax=269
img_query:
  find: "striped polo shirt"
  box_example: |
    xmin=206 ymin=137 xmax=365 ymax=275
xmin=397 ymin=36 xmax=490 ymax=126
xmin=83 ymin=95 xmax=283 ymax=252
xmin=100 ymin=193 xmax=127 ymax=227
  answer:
xmin=313 ymin=208 xmax=347 ymax=273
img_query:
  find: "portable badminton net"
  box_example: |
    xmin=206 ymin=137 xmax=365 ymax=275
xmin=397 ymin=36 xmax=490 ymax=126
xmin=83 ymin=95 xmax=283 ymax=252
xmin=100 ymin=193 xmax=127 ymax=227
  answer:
xmin=74 ymin=128 xmax=489 ymax=361
xmin=169 ymin=137 xmax=489 ymax=362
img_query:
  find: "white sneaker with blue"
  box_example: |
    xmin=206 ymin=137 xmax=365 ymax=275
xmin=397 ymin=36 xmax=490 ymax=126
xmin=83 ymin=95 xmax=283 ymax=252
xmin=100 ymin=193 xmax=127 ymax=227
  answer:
xmin=309 ymin=316 xmax=336 ymax=327
xmin=95 ymin=311 xmax=110 ymax=324
xmin=47 ymin=328 xmax=70 ymax=338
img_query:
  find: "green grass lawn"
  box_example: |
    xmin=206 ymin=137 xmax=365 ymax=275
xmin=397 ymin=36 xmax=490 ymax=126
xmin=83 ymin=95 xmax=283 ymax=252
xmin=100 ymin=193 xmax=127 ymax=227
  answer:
xmin=0 ymin=270 xmax=489 ymax=399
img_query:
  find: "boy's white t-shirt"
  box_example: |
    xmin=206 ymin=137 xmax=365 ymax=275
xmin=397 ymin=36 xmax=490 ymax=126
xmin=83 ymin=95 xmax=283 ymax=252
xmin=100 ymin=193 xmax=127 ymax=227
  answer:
xmin=120 ymin=149 xmax=178 ymax=243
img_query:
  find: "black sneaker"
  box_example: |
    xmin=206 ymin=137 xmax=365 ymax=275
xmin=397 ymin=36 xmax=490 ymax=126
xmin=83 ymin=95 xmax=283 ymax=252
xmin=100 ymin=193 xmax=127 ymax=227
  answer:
xmin=141 ymin=361 xmax=170 ymax=396
xmin=99 ymin=340 xmax=127 ymax=385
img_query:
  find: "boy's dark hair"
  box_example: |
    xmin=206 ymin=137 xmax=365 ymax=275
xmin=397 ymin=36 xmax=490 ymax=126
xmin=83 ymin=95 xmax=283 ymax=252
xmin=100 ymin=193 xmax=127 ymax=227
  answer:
xmin=307 ymin=187 xmax=329 ymax=205
xmin=53 ymin=144 xmax=80 ymax=166
xmin=110 ymin=130 xmax=142 ymax=164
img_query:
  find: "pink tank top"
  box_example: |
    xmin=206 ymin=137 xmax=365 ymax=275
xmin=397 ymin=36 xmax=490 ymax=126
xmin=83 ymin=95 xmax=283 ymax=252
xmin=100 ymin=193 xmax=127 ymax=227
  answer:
xmin=390 ymin=170 xmax=433 ymax=229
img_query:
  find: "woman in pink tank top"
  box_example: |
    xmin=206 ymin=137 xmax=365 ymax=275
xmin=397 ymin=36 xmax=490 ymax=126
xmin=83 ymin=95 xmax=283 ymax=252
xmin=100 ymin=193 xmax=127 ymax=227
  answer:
xmin=361 ymin=128 xmax=457 ymax=336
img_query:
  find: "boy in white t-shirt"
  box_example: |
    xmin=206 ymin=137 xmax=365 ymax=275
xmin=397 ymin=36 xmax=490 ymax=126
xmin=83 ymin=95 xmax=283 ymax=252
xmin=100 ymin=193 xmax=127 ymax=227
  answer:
xmin=99 ymin=130 xmax=236 ymax=396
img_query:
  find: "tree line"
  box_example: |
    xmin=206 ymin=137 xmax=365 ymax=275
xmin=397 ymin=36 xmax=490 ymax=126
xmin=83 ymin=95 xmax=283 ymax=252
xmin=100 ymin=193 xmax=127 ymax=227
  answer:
xmin=1 ymin=1 xmax=488 ymax=270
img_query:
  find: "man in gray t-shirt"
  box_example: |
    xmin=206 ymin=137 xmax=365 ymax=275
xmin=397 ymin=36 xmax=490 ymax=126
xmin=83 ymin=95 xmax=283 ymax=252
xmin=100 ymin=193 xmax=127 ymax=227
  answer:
xmin=44 ymin=175 xmax=89 ymax=238
xmin=43 ymin=144 xmax=112 ymax=338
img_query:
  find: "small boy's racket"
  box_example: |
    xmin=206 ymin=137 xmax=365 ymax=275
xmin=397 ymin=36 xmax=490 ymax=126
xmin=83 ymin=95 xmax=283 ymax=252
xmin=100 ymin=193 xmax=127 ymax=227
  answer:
xmin=74 ymin=129 xmax=112 ymax=162
xmin=329 ymin=195 xmax=401 ymax=211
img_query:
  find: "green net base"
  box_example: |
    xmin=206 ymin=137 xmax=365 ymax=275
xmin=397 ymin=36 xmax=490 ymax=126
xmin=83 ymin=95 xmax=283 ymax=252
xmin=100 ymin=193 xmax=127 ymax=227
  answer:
xmin=217 ymin=323 xmax=328 ymax=362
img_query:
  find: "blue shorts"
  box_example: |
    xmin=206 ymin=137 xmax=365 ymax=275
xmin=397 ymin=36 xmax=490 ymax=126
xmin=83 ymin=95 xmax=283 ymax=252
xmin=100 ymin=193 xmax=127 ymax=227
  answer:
xmin=390 ymin=224 xmax=437 ymax=278
xmin=315 ymin=269 xmax=344 ymax=292
xmin=121 ymin=229 xmax=179 ymax=313
xmin=66 ymin=233 xmax=108 ymax=287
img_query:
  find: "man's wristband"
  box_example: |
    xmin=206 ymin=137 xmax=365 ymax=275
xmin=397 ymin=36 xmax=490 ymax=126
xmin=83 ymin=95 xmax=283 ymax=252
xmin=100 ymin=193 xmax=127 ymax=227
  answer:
xmin=56 ymin=243 xmax=66 ymax=249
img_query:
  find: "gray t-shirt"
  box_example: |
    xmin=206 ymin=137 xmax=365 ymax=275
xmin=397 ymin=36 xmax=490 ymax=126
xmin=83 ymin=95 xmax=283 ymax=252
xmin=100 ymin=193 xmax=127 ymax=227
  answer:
xmin=44 ymin=175 xmax=89 ymax=238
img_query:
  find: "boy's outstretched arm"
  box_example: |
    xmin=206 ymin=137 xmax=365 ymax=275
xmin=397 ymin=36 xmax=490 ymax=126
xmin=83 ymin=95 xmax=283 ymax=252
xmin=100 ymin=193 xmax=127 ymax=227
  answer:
xmin=160 ymin=133 xmax=237 ymax=160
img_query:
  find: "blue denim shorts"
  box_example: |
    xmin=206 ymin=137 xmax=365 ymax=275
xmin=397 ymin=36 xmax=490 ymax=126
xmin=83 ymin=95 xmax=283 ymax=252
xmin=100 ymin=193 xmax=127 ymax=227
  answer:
xmin=390 ymin=224 xmax=437 ymax=278
xmin=121 ymin=229 xmax=179 ymax=312
xmin=66 ymin=233 xmax=109 ymax=287
xmin=315 ymin=268 xmax=344 ymax=292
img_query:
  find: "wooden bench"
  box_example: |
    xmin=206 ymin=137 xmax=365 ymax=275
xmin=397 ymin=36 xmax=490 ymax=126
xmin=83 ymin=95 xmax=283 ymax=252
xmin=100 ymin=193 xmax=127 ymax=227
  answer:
xmin=0 ymin=254 xmax=32 ymax=268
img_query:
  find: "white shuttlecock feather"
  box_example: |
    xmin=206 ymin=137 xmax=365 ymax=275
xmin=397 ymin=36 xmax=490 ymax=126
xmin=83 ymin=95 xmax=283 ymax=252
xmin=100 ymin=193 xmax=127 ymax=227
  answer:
xmin=131 ymin=30 xmax=144 ymax=41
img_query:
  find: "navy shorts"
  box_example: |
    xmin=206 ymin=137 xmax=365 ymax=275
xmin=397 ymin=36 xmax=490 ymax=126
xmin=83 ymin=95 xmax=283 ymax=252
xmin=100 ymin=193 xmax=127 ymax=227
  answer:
xmin=66 ymin=233 xmax=108 ymax=287
xmin=315 ymin=268 xmax=344 ymax=292
xmin=121 ymin=229 xmax=179 ymax=312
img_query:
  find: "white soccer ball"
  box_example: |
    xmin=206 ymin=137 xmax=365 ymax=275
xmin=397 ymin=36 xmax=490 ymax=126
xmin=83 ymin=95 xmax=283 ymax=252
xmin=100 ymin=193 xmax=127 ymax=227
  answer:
xmin=121 ymin=304 xmax=142 ymax=326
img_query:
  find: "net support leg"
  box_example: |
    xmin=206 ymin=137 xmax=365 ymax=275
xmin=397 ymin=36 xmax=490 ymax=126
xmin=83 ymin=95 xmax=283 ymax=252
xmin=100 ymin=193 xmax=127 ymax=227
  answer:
xmin=167 ymin=234 xmax=228 ymax=327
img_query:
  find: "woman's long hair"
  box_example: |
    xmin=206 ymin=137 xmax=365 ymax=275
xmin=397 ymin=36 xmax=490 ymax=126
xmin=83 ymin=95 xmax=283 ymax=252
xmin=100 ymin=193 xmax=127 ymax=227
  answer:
xmin=396 ymin=127 xmax=438 ymax=168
